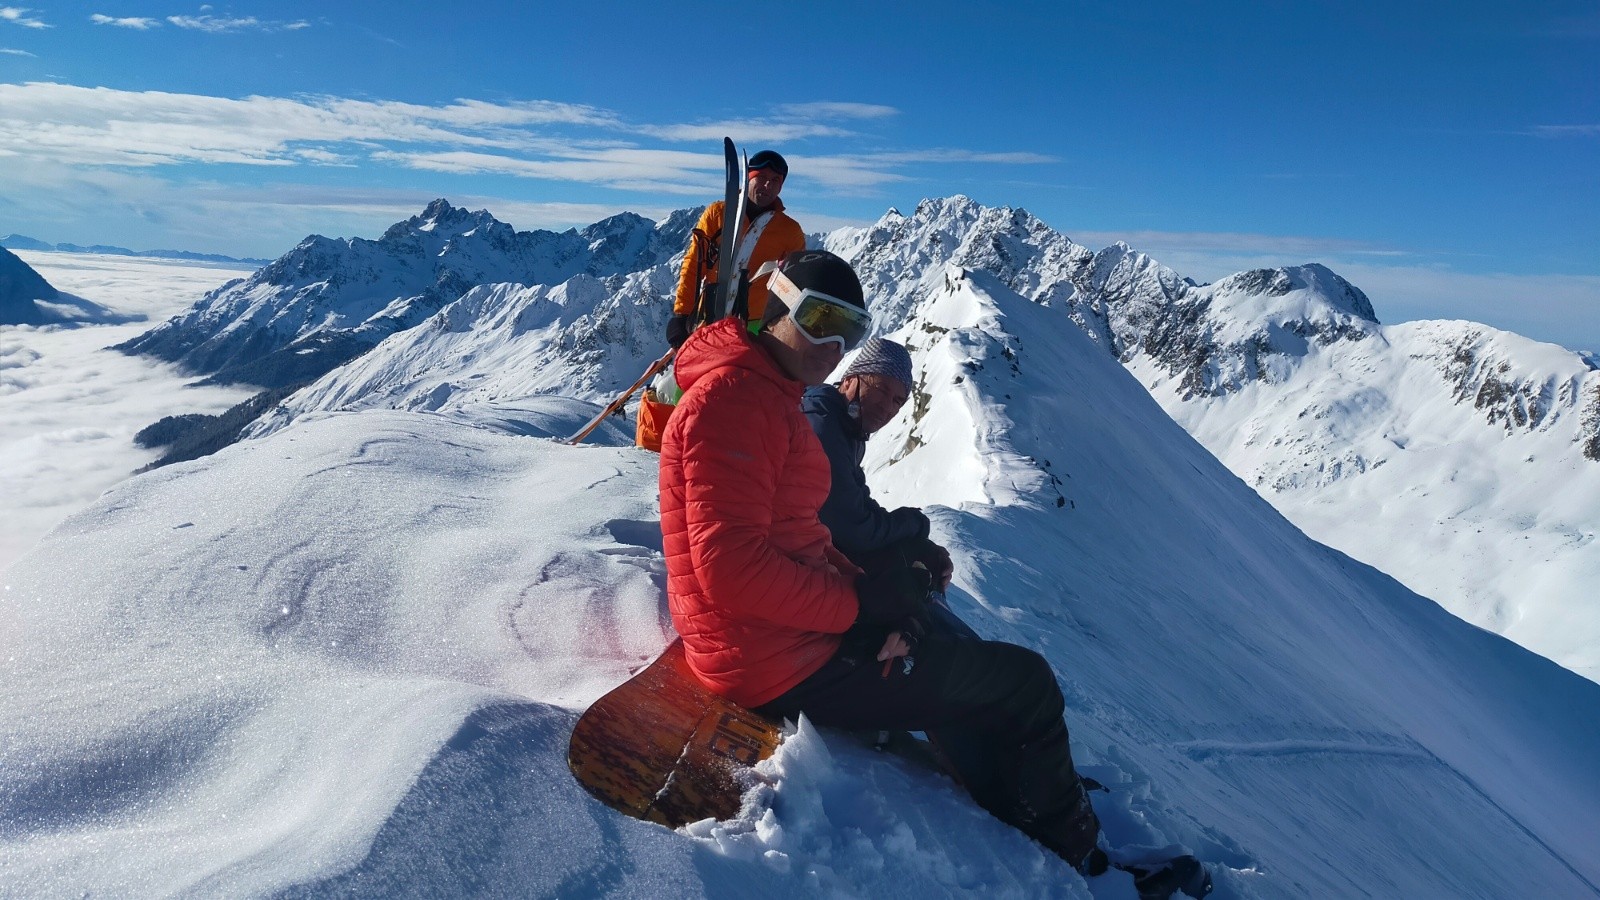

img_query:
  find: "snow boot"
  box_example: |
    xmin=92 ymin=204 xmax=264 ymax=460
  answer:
xmin=1021 ymin=775 xmax=1102 ymax=870
xmin=1118 ymin=854 xmax=1213 ymax=899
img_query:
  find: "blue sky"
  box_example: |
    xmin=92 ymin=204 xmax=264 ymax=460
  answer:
xmin=2 ymin=2 xmax=1596 ymax=348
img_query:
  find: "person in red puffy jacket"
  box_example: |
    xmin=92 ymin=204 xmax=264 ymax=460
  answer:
xmin=658 ymin=249 xmax=1110 ymax=877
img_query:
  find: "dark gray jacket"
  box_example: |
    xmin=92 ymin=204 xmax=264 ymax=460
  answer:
xmin=802 ymin=384 xmax=928 ymax=559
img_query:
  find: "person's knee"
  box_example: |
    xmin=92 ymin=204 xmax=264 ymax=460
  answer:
xmin=992 ymin=643 xmax=1066 ymax=730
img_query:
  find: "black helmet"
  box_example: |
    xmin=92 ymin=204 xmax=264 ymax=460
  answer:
xmin=747 ymin=149 xmax=789 ymax=178
xmin=764 ymin=250 xmax=871 ymax=349
xmin=774 ymin=249 xmax=863 ymax=309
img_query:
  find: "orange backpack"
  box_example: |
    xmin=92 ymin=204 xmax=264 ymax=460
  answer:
xmin=635 ymin=387 xmax=674 ymax=452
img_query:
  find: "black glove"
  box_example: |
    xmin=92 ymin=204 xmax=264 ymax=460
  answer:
xmin=892 ymin=535 xmax=943 ymax=570
xmin=891 ymin=506 xmax=932 ymax=542
xmin=854 ymin=563 xmax=932 ymax=625
xmin=891 ymin=535 xmax=954 ymax=591
xmin=666 ymin=314 xmax=692 ymax=348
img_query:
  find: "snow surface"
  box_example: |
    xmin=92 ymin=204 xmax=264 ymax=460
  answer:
xmin=1133 ymin=318 xmax=1600 ymax=680
xmin=4 ymin=261 xmax=1599 ymax=898
xmin=0 ymin=252 xmax=257 ymax=573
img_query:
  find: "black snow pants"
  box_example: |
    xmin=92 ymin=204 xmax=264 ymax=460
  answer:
xmin=755 ymin=632 xmax=1102 ymax=867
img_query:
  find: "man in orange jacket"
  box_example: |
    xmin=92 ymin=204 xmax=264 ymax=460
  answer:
xmin=659 ymin=249 xmax=1110 ymax=879
xmin=667 ymin=149 xmax=806 ymax=348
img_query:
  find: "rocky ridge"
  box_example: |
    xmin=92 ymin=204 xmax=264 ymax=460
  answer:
xmin=113 ymin=199 xmax=696 ymax=388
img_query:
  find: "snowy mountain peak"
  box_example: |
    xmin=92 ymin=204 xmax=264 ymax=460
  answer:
xmin=385 ymin=198 xmax=500 ymax=241
xmin=1212 ymin=263 xmax=1378 ymax=323
xmin=578 ymin=211 xmax=666 ymax=274
xmin=116 ymin=202 xmax=693 ymax=388
xmin=580 ymin=210 xmax=651 ymax=242
xmin=1088 ymin=240 xmax=1187 ymax=296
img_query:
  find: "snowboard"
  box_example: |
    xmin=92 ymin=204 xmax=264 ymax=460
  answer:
xmin=567 ymin=638 xmax=783 ymax=828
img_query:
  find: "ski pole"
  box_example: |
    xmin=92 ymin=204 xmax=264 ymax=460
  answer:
xmin=566 ymin=347 xmax=676 ymax=446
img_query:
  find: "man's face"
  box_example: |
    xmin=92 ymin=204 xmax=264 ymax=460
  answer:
xmin=842 ymin=373 xmax=910 ymax=435
xmin=746 ymin=167 xmax=785 ymax=207
xmin=765 ymin=315 xmax=843 ymax=385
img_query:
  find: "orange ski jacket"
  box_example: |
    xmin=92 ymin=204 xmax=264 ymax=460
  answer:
xmin=659 ymin=318 xmax=861 ymax=706
xmin=673 ymin=199 xmax=806 ymax=321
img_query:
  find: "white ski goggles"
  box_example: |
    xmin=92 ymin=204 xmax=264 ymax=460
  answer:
xmin=769 ymin=270 xmax=872 ymax=351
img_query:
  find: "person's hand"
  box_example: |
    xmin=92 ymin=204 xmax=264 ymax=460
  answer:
xmin=855 ymin=563 xmax=932 ymax=624
xmin=876 ymin=630 xmax=913 ymax=662
xmin=666 ymin=314 xmax=692 ymax=348
xmin=927 ymin=542 xmax=953 ymax=591
xmin=894 ymin=536 xmax=953 ymax=592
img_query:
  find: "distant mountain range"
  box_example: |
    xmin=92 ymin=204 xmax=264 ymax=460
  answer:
xmin=115 ymin=197 xmax=1600 ymax=683
xmin=0 ymin=233 xmax=271 ymax=266
xmin=112 ymin=199 xmax=696 ymax=389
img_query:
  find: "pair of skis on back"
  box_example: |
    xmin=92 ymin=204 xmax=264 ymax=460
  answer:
xmin=565 ymin=138 xmax=751 ymax=445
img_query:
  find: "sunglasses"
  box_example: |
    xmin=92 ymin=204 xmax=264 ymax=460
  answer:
xmin=769 ymin=270 xmax=872 ymax=351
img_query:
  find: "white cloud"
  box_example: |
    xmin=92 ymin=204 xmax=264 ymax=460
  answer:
xmin=374 ymin=148 xmax=720 ymax=195
xmin=0 ymin=83 xmax=1050 ymax=198
xmin=1067 ymin=228 xmax=1404 ymax=260
xmin=91 ymin=14 xmax=161 ymax=29
xmin=0 ymin=159 xmax=689 ymax=258
xmin=166 ymin=14 xmax=308 ymax=33
xmin=0 ymin=6 xmax=49 ymax=28
xmin=776 ymin=102 xmax=899 ymax=120
xmin=0 ymin=84 xmax=940 ymax=195
xmin=0 ymin=83 xmax=623 ymax=169
xmin=0 ymin=45 xmax=34 ymax=55
xmin=637 ymin=119 xmax=855 ymax=143
xmin=0 ymin=82 xmax=1062 ymax=248
xmin=639 ymin=103 xmax=898 ymax=143
xmin=868 ymin=148 xmax=1059 ymax=165
xmin=321 ymin=96 xmax=620 ymax=130
xmin=1532 ymin=124 xmax=1600 ymax=138
xmin=788 ymin=155 xmax=912 ymax=191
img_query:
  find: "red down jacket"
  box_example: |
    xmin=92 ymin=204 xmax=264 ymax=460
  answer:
xmin=659 ymin=318 xmax=861 ymax=706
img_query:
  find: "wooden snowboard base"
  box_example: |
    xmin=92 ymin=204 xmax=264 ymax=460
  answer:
xmin=567 ymin=638 xmax=783 ymax=828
